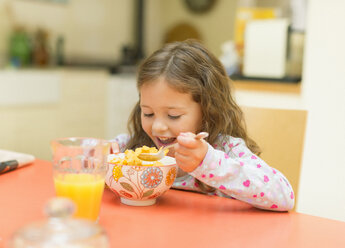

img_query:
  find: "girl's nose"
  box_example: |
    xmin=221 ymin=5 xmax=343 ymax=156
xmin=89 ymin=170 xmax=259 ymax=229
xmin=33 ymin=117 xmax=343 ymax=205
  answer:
xmin=152 ymin=118 xmax=168 ymax=133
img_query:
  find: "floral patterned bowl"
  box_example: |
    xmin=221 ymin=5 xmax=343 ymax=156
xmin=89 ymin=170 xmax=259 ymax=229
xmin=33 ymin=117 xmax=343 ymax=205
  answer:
xmin=105 ymin=154 xmax=177 ymax=206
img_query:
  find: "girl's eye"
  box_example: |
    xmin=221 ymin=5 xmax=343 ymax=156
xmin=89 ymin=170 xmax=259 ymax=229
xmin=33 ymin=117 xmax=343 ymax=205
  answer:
xmin=168 ymin=115 xmax=181 ymax=120
xmin=143 ymin=113 xmax=154 ymax=118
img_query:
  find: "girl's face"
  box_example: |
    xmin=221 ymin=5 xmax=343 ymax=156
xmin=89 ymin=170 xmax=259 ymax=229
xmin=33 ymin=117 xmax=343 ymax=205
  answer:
xmin=140 ymin=77 xmax=202 ymax=154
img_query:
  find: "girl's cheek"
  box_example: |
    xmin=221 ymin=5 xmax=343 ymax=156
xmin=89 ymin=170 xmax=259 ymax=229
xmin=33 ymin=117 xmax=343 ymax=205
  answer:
xmin=141 ymin=120 xmax=150 ymax=134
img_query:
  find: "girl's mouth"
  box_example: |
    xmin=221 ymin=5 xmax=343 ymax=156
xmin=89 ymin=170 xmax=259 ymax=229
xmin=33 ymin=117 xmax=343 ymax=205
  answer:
xmin=156 ymin=137 xmax=176 ymax=147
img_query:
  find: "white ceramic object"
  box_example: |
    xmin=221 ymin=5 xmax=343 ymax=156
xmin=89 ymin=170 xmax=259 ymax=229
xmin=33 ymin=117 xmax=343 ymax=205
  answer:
xmin=105 ymin=154 xmax=177 ymax=206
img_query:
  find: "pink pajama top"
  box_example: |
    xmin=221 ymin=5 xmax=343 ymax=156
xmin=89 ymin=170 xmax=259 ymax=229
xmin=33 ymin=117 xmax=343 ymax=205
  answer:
xmin=113 ymin=133 xmax=294 ymax=211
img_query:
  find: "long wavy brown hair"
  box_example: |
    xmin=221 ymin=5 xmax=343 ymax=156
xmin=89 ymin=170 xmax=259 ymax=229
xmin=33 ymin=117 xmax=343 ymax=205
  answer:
xmin=126 ymin=40 xmax=260 ymax=191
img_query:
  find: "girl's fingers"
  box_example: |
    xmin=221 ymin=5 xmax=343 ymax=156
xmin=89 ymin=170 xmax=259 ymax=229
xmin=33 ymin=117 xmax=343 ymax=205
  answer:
xmin=174 ymin=143 xmax=190 ymax=156
xmin=177 ymin=134 xmax=198 ymax=149
xmin=175 ymin=153 xmax=196 ymax=172
xmin=175 ymin=150 xmax=190 ymax=163
xmin=179 ymin=132 xmax=195 ymax=137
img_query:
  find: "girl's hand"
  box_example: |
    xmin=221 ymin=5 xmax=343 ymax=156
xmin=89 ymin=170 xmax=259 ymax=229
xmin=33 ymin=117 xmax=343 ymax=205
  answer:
xmin=174 ymin=132 xmax=208 ymax=172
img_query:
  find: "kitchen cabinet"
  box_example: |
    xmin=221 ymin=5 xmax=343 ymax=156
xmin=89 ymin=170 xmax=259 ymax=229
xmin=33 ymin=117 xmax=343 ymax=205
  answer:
xmin=0 ymin=69 xmax=108 ymax=160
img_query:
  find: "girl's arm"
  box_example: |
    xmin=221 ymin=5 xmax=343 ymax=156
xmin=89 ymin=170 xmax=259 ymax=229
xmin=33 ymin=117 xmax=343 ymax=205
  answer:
xmin=187 ymin=137 xmax=294 ymax=211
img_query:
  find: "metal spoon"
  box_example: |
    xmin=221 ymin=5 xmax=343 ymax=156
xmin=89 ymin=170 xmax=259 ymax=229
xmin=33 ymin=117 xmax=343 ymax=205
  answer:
xmin=137 ymin=132 xmax=209 ymax=161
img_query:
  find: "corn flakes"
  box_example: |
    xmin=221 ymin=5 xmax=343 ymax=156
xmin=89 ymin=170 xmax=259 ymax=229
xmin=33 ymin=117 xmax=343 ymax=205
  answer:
xmin=109 ymin=146 xmax=167 ymax=166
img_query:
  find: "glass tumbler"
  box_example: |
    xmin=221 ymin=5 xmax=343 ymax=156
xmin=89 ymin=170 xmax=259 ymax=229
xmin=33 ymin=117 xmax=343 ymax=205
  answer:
xmin=50 ymin=137 xmax=110 ymax=221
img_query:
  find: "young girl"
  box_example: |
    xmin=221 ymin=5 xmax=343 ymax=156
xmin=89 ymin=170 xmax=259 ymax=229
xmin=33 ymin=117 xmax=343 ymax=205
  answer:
xmin=112 ymin=40 xmax=294 ymax=211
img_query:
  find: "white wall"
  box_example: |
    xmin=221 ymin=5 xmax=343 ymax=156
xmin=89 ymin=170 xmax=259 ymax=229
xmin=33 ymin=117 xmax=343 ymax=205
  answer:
xmin=297 ymin=0 xmax=345 ymax=222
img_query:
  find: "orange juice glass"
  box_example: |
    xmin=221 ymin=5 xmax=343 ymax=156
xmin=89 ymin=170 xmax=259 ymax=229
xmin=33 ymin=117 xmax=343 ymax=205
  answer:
xmin=51 ymin=137 xmax=110 ymax=221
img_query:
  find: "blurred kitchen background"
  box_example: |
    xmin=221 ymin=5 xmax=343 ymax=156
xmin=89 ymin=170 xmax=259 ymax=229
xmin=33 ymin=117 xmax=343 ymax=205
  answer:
xmin=0 ymin=0 xmax=306 ymax=76
xmin=1 ymin=0 xmax=345 ymax=223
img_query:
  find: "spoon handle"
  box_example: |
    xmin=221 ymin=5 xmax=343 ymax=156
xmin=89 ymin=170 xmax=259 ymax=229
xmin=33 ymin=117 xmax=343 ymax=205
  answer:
xmin=195 ymin=132 xmax=209 ymax=139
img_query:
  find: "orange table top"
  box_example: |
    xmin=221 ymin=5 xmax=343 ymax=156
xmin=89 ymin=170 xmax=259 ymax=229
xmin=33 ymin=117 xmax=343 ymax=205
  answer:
xmin=1 ymin=160 xmax=345 ymax=248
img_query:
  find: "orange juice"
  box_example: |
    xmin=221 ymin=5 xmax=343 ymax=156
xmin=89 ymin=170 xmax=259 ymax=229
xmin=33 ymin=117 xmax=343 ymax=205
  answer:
xmin=54 ymin=173 xmax=105 ymax=221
